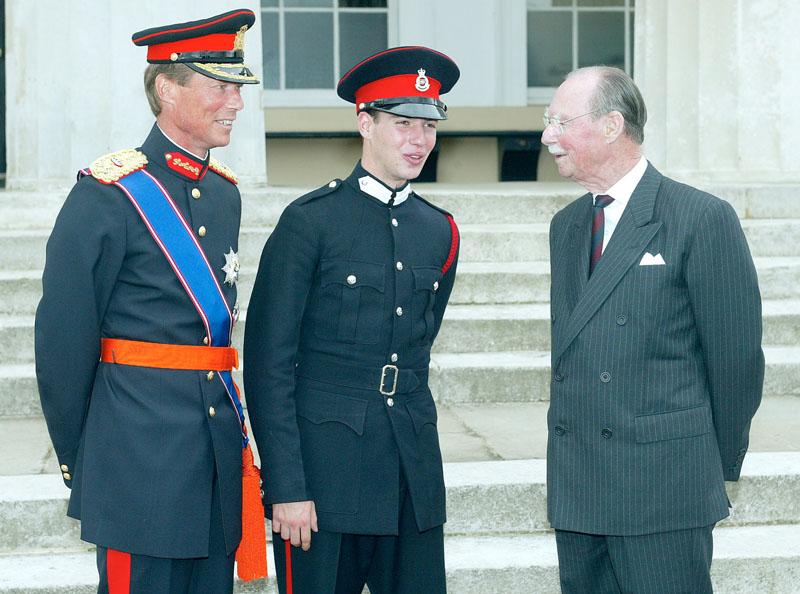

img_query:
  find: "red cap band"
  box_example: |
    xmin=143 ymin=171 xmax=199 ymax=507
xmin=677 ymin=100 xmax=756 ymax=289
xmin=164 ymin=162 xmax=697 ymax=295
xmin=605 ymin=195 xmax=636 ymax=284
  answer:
xmin=355 ymin=73 xmax=441 ymax=108
xmin=146 ymin=33 xmax=237 ymax=61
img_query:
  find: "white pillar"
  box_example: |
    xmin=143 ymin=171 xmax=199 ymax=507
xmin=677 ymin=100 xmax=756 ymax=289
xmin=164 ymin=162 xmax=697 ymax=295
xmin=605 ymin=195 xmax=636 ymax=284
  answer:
xmin=396 ymin=0 xmax=527 ymax=108
xmin=636 ymin=0 xmax=800 ymax=183
xmin=5 ymin=0 xmax=266 ymax=190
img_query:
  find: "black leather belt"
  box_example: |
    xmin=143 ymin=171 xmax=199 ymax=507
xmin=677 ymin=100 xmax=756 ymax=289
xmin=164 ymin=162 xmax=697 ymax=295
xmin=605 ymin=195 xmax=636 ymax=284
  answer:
xmin=295 ymin=356 xmax=428 ymax=396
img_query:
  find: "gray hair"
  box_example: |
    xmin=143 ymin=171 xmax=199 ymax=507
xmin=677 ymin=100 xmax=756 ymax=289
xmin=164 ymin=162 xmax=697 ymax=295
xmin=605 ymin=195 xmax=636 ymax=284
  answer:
xmin=569 ymin=66 xmax=647 ymax=144
xmin=143 ymin=63 xmax=194 ymax=117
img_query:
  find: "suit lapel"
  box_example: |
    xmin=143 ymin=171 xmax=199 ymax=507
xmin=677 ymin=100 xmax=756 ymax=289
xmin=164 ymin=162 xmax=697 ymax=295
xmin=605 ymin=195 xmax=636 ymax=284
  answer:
xmin=567 ymin=194 xmax=593 ymax=297
xmin=552 ymin=164 xmax=664 ymax=365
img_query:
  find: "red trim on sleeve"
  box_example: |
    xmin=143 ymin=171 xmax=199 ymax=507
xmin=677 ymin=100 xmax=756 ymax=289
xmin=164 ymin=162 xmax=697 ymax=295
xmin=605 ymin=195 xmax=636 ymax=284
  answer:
xmin=106 ymin=549 xmax=131 ymax=594
xmin=442 ymin=214 xmax=459 ymax=275
xmin=132 ymin=10 xmax=252 ymax=44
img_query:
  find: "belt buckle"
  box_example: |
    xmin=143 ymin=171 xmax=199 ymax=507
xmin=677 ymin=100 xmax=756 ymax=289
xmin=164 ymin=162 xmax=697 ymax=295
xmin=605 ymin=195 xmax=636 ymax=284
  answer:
xmin=379 ymin=364 xmax=399 ymax=396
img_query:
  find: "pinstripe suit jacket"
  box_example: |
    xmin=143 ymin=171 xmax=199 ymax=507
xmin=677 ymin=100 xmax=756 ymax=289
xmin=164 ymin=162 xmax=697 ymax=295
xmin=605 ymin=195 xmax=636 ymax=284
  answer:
xmin=547 ymin=163 xmax=764 ymax=536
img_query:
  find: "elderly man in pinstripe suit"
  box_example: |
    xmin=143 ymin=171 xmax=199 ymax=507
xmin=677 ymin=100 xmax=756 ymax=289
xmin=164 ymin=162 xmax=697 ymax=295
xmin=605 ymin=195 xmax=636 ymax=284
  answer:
xmin=543 ymin=66 xmax=764 ymax=593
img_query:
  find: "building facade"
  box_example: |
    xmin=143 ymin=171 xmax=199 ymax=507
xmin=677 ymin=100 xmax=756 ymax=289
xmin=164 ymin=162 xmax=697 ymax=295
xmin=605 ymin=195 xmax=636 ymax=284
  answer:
xmin=3 ymin=0 xmax=798 ymax=188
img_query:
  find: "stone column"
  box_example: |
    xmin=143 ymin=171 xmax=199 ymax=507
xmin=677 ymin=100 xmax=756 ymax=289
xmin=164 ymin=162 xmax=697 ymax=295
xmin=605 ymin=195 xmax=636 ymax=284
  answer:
xmin=636 ymin=0 xmax=800 ymax=183
xmin=5 ymin=0 xmax=266 ymax=190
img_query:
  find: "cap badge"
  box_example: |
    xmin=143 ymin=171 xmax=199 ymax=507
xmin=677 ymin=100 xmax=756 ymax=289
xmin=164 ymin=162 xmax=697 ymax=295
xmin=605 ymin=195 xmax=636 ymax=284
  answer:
xmin=415 ymin=68 xmax=430 ymax=92
xmin=234 ymin=25 xmax=248 ymax=52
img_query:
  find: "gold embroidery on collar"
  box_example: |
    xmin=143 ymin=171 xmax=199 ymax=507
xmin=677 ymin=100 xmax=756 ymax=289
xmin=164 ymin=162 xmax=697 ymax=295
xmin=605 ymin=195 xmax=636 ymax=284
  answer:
xmin=172 ymin=157 xmax=201 ymax=177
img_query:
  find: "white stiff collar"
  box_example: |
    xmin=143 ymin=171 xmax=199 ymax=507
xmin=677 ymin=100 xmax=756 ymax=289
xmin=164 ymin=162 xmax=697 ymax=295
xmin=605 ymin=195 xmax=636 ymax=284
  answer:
xmin=357 ymin=175 xmax=412 ymax=205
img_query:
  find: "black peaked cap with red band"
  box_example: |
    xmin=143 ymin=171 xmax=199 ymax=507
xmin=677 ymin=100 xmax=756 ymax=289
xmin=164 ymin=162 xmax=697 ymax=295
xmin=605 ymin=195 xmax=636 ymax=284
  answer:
xmin=337 ymin=46 xmax=460 ymax=120
xmin=132 ymin=8 xmax=259 ymax=84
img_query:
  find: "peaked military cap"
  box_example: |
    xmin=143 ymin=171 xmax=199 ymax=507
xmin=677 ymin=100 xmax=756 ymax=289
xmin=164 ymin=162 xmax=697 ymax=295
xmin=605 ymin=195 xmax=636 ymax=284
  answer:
xmin=337 ymin=46 xmax=460 ymax=120
xmin=132 ymin=8 xmax=259 ymax=84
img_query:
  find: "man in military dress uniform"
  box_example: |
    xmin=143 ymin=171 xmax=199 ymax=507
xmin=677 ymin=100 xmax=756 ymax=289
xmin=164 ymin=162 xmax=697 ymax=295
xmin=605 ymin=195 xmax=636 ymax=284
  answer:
xmin=244 ymin=46 xmax=461 ymax=594
xmin=35 ymin=9 xmax=262 ymax=593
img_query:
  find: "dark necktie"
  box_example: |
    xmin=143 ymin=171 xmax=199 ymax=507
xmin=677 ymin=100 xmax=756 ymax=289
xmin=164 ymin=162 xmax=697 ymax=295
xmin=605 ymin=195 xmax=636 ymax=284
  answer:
xmin=590 ymin=194 xmax=614 ymax=276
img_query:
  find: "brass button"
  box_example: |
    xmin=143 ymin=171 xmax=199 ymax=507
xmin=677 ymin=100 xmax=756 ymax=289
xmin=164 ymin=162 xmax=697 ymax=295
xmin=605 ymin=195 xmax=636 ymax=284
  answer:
xmin=63 ymin=472 xmax=72 ymax=481
xmin=391 ymin=353 xmax=398 ymax=363
xmin=208 ymin=406 xmax=216 ymax=418
xmin=395 ymin=307 xmax=403 ymax=317
xmin=433 ymin=281 xmax=439 ymax=291
xmin=396 ymin=261 xmax=403 ymax=271
xmin=207 ymin=371 xmax=215 ymax=381
xmin=191 ymin=188 xmax=201 ymax=199
xmin=387 ymin=398 xmax=394 ymax=407
xmin=170 ymin=52 xmax=179 ymax=62
xmin=346 ymin=275 xmax=357 ymax=285
xmin=198 ymin=226 xmax=207 ymax=237
xmin=60 ymin=464 xmax=69 ymax=472
xmin=165 ymin=153 xmax=173 ymax=161
xmin=391 ymin=218 xmax=398 ymax=227
xmin=203 ymin=336 xmax=209 ymax=345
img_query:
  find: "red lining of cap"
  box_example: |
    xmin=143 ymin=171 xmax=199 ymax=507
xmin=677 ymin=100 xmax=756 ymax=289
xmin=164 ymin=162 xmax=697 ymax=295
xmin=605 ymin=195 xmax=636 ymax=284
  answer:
xmin=146 ymin=33 xmax=236 ymax=60
xmin=339 ymin=45 xmax=454 ymax=86
xmin=133 ymin=10 xmax=252 ymax=43
xmin=355 ymin=74 xmax=441 ymax=107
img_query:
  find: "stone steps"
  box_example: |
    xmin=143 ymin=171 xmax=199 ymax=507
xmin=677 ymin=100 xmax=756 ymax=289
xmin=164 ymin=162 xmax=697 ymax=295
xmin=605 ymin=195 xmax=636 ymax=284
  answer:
xmin=4 ymin=298 xmax=799 ymax=363
xmin=4 ymin=256 xmax=800 ymax=317
xmin=4 ymin=347 xmax=799 ymax=417
xmin=0 ymin=524 xmax=798 ymax=594
xmin=4 ymin=183 xmax=800 ymax=231
xmin=5 ymin=218 xmax=800 ymax=270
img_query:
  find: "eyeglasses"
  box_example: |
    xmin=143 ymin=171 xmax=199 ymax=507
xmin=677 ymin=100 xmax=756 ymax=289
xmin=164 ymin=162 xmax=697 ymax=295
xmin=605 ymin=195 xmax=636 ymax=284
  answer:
xmin=542 ymin=110 xmax=602 ymax=135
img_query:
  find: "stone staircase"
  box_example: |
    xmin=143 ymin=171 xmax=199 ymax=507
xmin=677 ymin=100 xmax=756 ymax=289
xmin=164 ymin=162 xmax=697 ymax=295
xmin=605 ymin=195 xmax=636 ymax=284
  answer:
xmin=0 ymin=182 xmax=799 ymax=593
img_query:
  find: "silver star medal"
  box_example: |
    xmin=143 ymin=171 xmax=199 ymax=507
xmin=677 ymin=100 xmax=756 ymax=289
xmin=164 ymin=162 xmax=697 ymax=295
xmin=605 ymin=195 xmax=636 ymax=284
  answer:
xmin=222 ymin=248 xmax=240 ymax=287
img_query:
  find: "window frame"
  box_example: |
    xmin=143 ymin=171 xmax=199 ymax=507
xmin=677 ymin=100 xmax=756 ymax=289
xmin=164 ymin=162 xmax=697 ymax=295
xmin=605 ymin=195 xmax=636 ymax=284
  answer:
xmin=526 ymin=0 xmax=635 ymax=104
xmin=260 ymin=0 xmax=396 ymax=107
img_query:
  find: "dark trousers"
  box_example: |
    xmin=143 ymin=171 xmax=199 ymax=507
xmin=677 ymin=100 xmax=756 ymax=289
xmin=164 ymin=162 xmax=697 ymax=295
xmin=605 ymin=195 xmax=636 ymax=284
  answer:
xmin=555 ymin=525 xmax=714 ymax=594
xmin=273 ymin=473 xmax=446 ymax=594
xmin=96 ymin=475 xmax=235 ymax=594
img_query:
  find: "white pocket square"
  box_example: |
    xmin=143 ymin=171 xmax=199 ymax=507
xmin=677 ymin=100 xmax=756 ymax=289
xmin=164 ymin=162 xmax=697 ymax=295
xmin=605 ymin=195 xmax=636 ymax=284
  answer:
xmin=640 ymin=252 xmax=666 ymax=265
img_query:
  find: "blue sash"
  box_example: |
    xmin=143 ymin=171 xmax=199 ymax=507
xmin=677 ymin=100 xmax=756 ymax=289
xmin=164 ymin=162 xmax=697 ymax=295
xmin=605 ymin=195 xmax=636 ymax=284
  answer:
xmin=114 ymin=169 xmax=247 ymax=446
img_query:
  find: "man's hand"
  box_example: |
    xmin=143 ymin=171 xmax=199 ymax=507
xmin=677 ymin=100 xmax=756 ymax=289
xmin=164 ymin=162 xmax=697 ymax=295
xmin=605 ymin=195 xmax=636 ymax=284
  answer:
xmin=272 ymin=501 xmax=318 ymax=551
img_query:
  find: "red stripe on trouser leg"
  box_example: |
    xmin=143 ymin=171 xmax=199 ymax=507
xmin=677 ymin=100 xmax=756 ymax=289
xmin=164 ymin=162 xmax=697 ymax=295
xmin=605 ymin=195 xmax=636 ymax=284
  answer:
xmin=285 ymin=539 xmax=293 ymax=594
xmin=107 ymin=549 xmax=131 ymax=594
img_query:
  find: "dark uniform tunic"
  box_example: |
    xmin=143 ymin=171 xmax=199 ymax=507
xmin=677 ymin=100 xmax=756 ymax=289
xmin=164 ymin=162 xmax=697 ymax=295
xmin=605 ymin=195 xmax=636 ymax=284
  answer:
xmin=244 ymin=162 xmax=459 ymax=535
xmin=35 ymin=125 xmax=244 ymax=558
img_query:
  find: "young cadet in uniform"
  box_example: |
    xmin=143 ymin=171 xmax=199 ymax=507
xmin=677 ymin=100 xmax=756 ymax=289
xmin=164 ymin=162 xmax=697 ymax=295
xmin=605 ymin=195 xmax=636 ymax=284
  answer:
xmin=35 ymin=9 xmax=266 ymax=593
xmin=244 ymin=46 xmax=461 ymax=594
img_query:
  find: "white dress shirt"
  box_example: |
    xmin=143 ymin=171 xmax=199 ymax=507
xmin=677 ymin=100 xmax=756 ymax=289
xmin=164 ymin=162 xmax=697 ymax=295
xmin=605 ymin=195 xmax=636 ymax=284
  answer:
xmin=593 ymin=155 xmax=648 ymax=252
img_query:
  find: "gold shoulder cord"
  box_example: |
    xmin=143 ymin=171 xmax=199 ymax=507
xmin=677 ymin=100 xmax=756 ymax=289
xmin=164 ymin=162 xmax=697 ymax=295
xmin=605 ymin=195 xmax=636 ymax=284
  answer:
xmin=209 ymin=157 xmax=239 ymax=184
xmin=90 ymin=149 xmax=148 ymax=184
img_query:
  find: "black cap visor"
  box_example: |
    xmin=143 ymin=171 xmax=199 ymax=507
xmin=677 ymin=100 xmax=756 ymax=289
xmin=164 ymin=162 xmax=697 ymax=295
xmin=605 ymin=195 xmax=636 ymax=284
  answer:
xmin=187 ymin=62 xmax=260 ymax=84
xmin=363 ymin=96 xmax=448 ymax=120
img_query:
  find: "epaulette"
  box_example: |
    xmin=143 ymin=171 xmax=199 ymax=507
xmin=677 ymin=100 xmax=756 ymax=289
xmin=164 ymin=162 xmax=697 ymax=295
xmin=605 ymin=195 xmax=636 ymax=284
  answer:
xmin=295 ymin=179 xmax=343 ymax=205
xmin=413 ymin=192 xmax=459 ymax=274
xmin=88 ymin=149 xmax=148 ymax=185
xmin=412 ymin=191 xmax=453 ymax=218
xmin=209 ymin=157 xmax=238 ymax=185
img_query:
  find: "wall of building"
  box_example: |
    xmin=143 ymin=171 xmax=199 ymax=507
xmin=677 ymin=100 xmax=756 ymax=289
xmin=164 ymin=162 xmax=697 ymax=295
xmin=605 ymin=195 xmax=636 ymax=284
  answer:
xmin=5 ymin=0 xmax=266 ymax=190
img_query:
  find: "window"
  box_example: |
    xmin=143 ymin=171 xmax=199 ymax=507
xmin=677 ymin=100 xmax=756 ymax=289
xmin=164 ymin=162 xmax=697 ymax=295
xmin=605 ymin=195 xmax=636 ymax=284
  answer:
xmin=527 ymin=0 xmax=635 ymax=102
xmin=261 ymin=0 xmax=390 ymax=104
